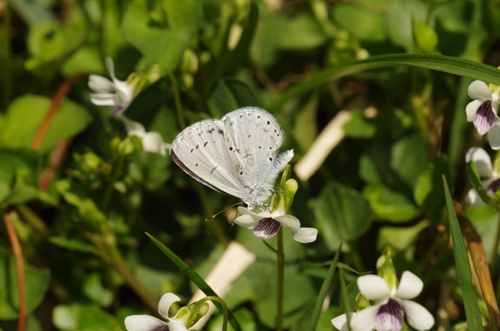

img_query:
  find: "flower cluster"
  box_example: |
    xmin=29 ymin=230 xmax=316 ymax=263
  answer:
xmin=89 ymin=58 xmax=169 ymax=156
xmin=467 ymin=80 xmax=500 ymax=149
xmin=125 ymin=293 xmax=208 ymax=331
xmin=332 ymin=247 xmax=434 ymax=331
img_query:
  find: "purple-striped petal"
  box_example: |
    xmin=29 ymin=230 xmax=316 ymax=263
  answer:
xmin=375 ymin=299 xmax=404 ymax=331
xmin=473 ymin=100 xmax=496 ymax=135
xmin=487 ymin=179 xmax=500 ymax=195
xmin=253 ymin=217 xmax=281 ymax=239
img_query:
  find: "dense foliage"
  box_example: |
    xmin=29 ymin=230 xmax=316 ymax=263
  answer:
xmin=2 ymin=0 xmax=500 ymax=330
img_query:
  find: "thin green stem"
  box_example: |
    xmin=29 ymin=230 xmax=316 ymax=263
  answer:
xmin=15 ymin=204 xmax=47 ymax=235
xmin=194 ymin=183 xmax=230 ymax=246
xmin=308 ymin=242 xmax=342 ymax=331
xmin=262 ymin=240 xmax=278 ymax=253
xmin=85 ymin=230 xmax=159 ymax=315
xmin=276 ymin=228 xmax=284 ymax=331
xmin=339 ymin=265 xmax=352 ymax=331
xmin=199 ymin=296 xmax=228 ymax=331
xmin=166 ymin=70 xmax=186 ymax=130
xmin=101 ymin=155 xmax=124 ymax=212
xmin=4 ymin=0 xmax=12 ymax=108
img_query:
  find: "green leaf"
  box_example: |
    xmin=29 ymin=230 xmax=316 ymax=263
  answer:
xmin=292 ymin=95 xmax=318 ymax=151
xmin=0 ymin=148 xmax=39 ymax=204
xmin=271 ymin=54 xmax=500 ymax=111
xmin=278 ymin=14 xmax=328 ymax=51
xmin=0 ymin=94 xmax=92 ymax=153
xmin=250 ymin=16 xmax=287 ymax=67
xmin=342 ymin=111 xmax=376 ymax=139
xmin=385 ymin=0 xmax=427 ymax=52
xmin=122 ymin=0 xmax=202 ymax=70
xmin=414 ymin=155 xmax=453 ymax=212
xmin=363 ymin=184 xmax=420 ymax=223
xmin=333 ymin=4 xmax=386 ymax=42
xmin=10 ymin=0 xmax=55 ymax=26
xmin=414 ymin=21 xmax=438 ymax=53
xmin=207 ymin=79 xmax=257 ymax=118
xmin=377 ymin=220 xmax=430 ymax=255
xmin=56 ymin=179 xmax=106 ymax=230
xmin=442 ymin=176 xmax=483 ymax=331
xmin=0 ymin=249 xmax=50 ymax=320
xmin=146 ymin=233 xmax=243 ymax=331
xmin=224 ymin=2 xmax=259 ymax=75
xmin=314 ymin=182 xmax=371 ymax=245
xmin=83 ymin=273 xmax=113 ymax=308
xmin=48 ymin=236 xmax=102 ymax=257
xmin=391 ymin=133 xmax=427 ymax=189
xmin=52 ymin=303 xmax=120 ymax=331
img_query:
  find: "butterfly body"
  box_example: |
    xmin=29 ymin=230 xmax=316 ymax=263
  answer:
xmin=170 ymin=107 xmax=294 ymax=209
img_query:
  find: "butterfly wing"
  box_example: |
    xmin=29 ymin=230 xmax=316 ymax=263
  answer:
xmin=169 ymin=119 xmax=246 ymax=198
xmin=222 ymin=107 xmax=293 ymax=207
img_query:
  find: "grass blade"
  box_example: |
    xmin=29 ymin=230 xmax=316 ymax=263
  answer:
xmin=146 ymin=233 xmax=243 ymax=331
xmin=308 ymin=242 xmax=343 ymax=331
xmin=442 ymin=175 xmax=483 ymax=330
xmin=271 ymin=54 xmax=500 ymax=111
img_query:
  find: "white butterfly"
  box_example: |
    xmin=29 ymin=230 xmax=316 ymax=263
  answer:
xmin=170 ymin=107 xmax=294 ymax=209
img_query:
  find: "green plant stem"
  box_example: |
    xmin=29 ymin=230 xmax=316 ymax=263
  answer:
xmin=339 ymin=265 xmax=352 ymax=331
xmin=147 ymin=233 xmax=243 ymax=331
xmin=15 ymin=204 xmax=47 ymax=235
xmin=276 ymin=228 xmax=284 ymax=331
xmin=308 ymin=242 xmax=342 ymax=331
xmin=491 ymin=218 xmax=500 ymax=274
xmin=199 ymin=296 xmax=228 ymax=331
xmin=166 ymin=70 xmax=186 ymax=130
xmin=85 ymin=231 xmax=159 ymax=314
xmin=194 ymin=183 xmax=230 ymax=246
xmin=101 ymin=155 xmax=124 ymax=212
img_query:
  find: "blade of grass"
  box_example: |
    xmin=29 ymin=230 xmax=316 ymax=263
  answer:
xmin=146 ymin=233 xmax=242 ymax=331
xmin=339 ymin=265 xmax=352 ymax=331
xmin=271 ymin=54 xmax=500 ymax=111
xmin=307 ymin=241 xmax=343 ymax=331
xmin=442 ymin=175 xmax=483 ymax=330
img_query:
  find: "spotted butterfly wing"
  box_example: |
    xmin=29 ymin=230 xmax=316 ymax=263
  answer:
xmin=221 ymin=108 xmax=294 ymax=207
xmin=170 ymin=107 xmax=293 ymax=208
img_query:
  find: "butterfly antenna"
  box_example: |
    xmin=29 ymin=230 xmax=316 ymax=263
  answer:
xmin=205 ymin=202 xmax=244 ymax=222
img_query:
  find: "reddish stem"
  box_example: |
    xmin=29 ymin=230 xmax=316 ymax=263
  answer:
xmin=3 ymin=213 xmax=26 ymax=331
xmin=39 ymin=139 xmax=73 ymax=191
xmin=31 ymin=73 xmax=84 ymax=151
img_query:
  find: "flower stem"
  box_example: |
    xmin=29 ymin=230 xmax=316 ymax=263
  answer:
xmin=200 ymin=296 xmax=228 ymax=331
xmin=101 ymin=155 xmax=125 ymax=212
xmin=339 ymin=265 xmax=353 ymax=331
xmin=276 ymin=228 xmax=284 ymax=331
xmin=31 ymin=74 xmax=83 ymax=150
xmin=4 ymin=212 xmax=26 ymax=331
xmin=165 ymin=70 xmax=186 ymax=130
xmin=308 ymin=242 xmax=342 ymax=331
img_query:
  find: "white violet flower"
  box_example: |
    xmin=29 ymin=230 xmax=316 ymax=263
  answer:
xmin=234 ymin=205 xmax=318 ymax=243
xmin=466 ymin=80 xmax=500 ymax=149
xmin=332 ymin=312 xmax=362 ymax=331
xmin=465 ymin=147 xmax=500 ymax=206
xmin=333 ymin=271 xmax=434 ymax=331
xmin=124 ymin=293 xmax=189 ymax=331
xmin=89 ymin=57 xmax=137 ymax=115
xmin=122 ymin=117 xmax=171 ymax=156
